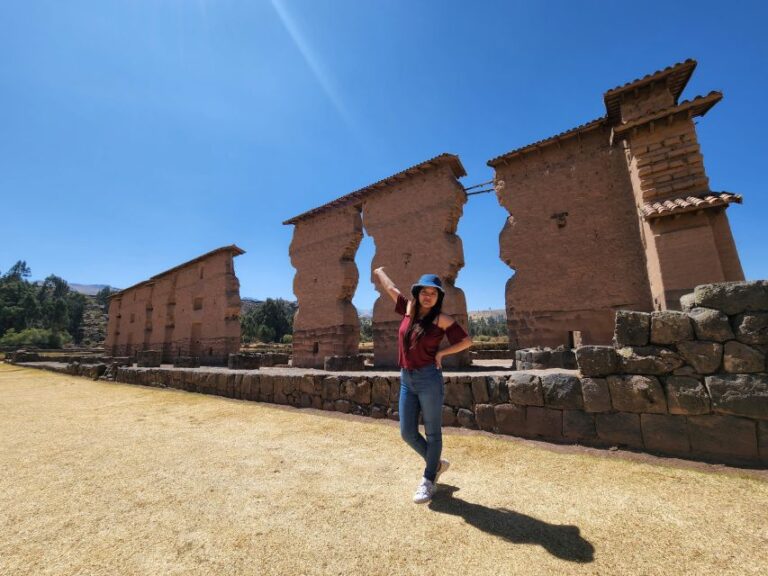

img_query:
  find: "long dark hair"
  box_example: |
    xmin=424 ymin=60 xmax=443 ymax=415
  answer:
xmin=403 ymin=288 xmax=444 ymax=350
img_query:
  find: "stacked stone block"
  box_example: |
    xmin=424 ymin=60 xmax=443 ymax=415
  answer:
xmin=576 ymin=280 xmax=768 ymax=464
xmin=19 ymin=280 xmax=766 ymax=468
xmin=228 ymin=353 xmax=261 ymax=370
xmin=137 ymin=350 xmax=162 ymax=367
xmin=323 ymin=355 xmax=364 ymax=371
xmin=515 ymin=347 xmax=577 ymax=370
xmin=471 ymin=342 xmax=513 ymax=360
xmin=173 ymin=356 xmax=200 ymax=368
xmin=6 ymin=350 xmax=42 ymax=363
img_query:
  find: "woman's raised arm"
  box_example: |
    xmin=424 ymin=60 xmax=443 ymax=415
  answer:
xmin=373 ymin=266 xmax=402 ymax=303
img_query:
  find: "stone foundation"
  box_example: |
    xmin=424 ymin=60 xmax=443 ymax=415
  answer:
xmin=12 ymin=357 xmax=766 ymax=467
xmin=173 ymin=356 xmax=200 ymax=368
xmin=137 ymin=350 xmax=162 ymax=367
xmin=515 ymin=347 xmax=577 ymax=370
xmin=228 ymin=354 xmax=261 ymax=370
xmin=324 ymin=355 xmax=364 ymax=371
xmin=11 ymin=279 xmax=766 ymax=468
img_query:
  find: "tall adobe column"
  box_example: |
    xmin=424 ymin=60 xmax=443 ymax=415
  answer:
xmin=287 ymin=206 xmax=363 ymax=368
xmin=363 ymin=155 xmax=470 ymax=368
xmin=605 ymin=60 xmax=744 ymax=309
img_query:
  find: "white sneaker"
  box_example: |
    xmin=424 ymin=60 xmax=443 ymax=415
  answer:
xmin=413 ymin=478 xmax=436 ymax=504
xmin=436 ymin=459 xmax=450 ymax=483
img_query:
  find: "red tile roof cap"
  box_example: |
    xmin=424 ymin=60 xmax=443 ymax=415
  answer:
xmin=642 ymin=192 xmax=742 ymax=220
xmin=487 ymin=118 xmax=605 ymax=167
xmin=109 ymin=244 xmax=245 ymax=299
xmin=611 ymin=91 xmax=722 ymax=139
xmin=604 ymin=59 xmax=698 ymax=124
xmin=283 ymin=153 xmax=466 ymax=225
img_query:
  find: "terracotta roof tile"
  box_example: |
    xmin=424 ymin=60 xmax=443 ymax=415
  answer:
xmin=604 ymin=59 xmax=697 ymax=124
xmin=487 ymin=117 xmax=605 ymax=167
xmin=611 ymin=92 xmax=722 ymax=139
xmin=283 ymin=153 xmax=466 ymax=225
xmin=641 ymin=192 xmax=742 ymax=220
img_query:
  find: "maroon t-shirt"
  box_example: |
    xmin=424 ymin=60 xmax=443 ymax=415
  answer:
xmin=395 ymin=294 xmax=469 ymax=369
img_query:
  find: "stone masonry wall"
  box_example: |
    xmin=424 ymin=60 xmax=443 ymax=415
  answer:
xmin=17 ymin=280 xmax=767 ymax=469
xmin=289 ymin=206 xmax=363 ymax=368
xmin=364 ymin=164 xmax=470 ymax=368
xmin=575 ymin=280 xmax=768 ymax=465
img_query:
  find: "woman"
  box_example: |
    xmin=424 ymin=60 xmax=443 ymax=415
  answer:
xmin=374 ymin=267 xmax=473 ymax=504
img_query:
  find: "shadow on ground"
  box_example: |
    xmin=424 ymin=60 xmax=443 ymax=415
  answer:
xmin=429 ymin=485 xmax=595 ymax=563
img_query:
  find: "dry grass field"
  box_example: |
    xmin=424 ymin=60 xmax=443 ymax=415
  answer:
xmin=1 ymin=363 xmax=767 ymax=576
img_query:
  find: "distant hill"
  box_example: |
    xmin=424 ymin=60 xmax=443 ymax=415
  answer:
xmin=241 ymin=297 xmax=264 ymax=314
xmin=469 ymin=309 xmax=506 ymax=320
xmin=68 ymin=283 xmax=115 ymax=296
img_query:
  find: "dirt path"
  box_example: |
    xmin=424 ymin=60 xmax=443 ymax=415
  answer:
xmin=1 ymin=364 xmax=766 ymax=576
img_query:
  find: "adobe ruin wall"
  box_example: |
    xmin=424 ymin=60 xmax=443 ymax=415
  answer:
xmin=490 ymin=59 xmax=744 ymax=350
xmin=285 ymin=154 xmax=471 ymax=369
xmin=364 ymin=162 xmax=470 ymax=368
xmin=492 ymin=125 xmax=653 ymax=349
xmin=104 ymin=246 xmax=243 ymax=365
xmin=289 ymin=206 xmax=363 ymax=368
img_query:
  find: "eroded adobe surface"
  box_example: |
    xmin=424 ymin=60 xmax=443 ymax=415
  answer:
xmin=493 ymin=125 xmax=652 ymax=349
xmin=490 ymin=60 xmax=743 ymax=349
xmin=289 ymin=206 xmax=362 ymax=368
xmin=104 ymin=245 xmax=243 ymax=365
xmin=364 ymin=161 xmax=469 ymax=368
xmin=285 ymin=154 xmax=471 ymax=368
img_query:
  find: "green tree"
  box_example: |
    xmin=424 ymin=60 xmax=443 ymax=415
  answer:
xmin=256 ymin=324 xmax=276 ymax=343
xmin=4 ymin=261 xmax=31 ymax=280
xmin=38 ymin=275 xmax=70 ymax=303
xmin=19 ymin=292 xmax=41 ymax=327
xmin=240 ymin=298 xmax=296 ymax=343
xmin=95 ymin=286 xmax=116 ymax=310
xmin=0 ymin=263 xmax=37 ymax=334
xmin=66 ymin=291 xmax=87 ymax=344
xmin=0 ymin=263 xmax=87 ymax=348
xmin=359 ymin=316 xmax=373 ymax=342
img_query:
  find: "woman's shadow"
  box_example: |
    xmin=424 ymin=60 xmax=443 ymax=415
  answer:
xmin=428 ymin=485 xmax=595 ymax=563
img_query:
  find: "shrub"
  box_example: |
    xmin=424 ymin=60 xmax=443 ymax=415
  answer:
xmin=0 ymin=328 xmax=72 ymax=349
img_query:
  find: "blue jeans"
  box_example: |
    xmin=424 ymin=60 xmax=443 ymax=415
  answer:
xmin=399 ymin=364 xmax=444 ymax=482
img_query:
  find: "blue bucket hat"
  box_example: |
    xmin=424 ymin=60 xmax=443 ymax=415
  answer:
xmin=411 ymin=274 xmax=444 ymax=298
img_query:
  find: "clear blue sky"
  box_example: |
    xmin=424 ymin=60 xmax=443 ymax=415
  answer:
xmin=1 ymin=0 xmax=765 ymax=311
